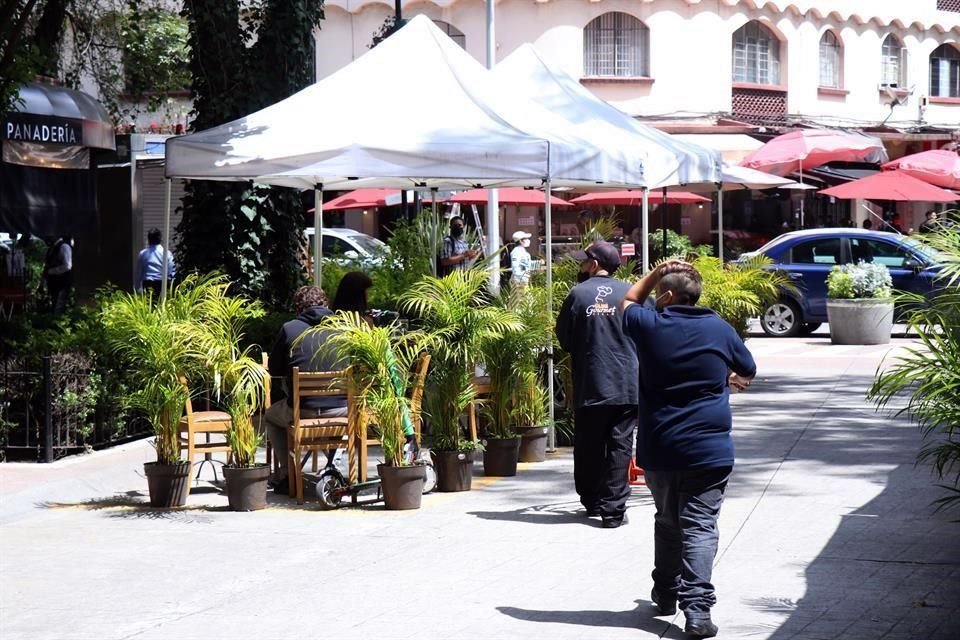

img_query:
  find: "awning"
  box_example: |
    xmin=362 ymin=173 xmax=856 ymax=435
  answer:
xmin=673 ymin=134 xmax=763 ymax=164
xmin=3 ymin=81 xmax=115 ymax=151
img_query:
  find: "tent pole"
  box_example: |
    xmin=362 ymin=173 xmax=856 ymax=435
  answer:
xmin=661 ymin=187 xmax=668 ymax=260
xmin=717 ymin=184 xmax=724 ymax=263
xmin=485 ymin=0 xmax=499 ymax=294
xmin=641 ymin=188 xmax=650 ymax=273
xmin=545 ymin=176 xmax=555 ymax=451
xmin=160 ymin=178 xmax=172 ymax=301
xmin=314 ymin=186 xmax=323 ymax=287
xmin=799 ymin=159 xmax=805 ymax=228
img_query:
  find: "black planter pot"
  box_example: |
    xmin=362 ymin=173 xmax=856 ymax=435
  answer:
xmin=432 ymin=450 xmax=473 ymax=492
xmin=483 ymin=436 xmax=521 ymax=477
xmin=518 ymin=426 xmax=549 ymax=463
xmin=378 ymin=464 xmax=426 ymax=510
xmin=223 ymin=464 xmax=270 ymax=511
xmin=144 ymin=461 xmax=191 ymax=507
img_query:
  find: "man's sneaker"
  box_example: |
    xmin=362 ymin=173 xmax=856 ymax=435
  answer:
xmin=584 ymin=506 xmax=601 ymax=517
xmin=601 ymin=513 xmax=629 ymax=528
xmin=684 ymin=617 xmax=718 ymax=638
xmin=650 ymin=587 xmax=677 ymax=616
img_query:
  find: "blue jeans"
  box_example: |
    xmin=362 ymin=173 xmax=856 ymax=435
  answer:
xmin=644 ymin=466 xmax=732 ymax=619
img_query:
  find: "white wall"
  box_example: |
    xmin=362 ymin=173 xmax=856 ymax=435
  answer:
xmin=316 ymin=0 xmax=960 ymax=129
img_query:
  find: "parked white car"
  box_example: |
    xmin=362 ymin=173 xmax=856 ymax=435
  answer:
xmin=304 ymin=228 xmax=389 ymax=265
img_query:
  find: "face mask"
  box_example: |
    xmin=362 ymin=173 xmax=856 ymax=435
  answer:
xmin=451 ymin=226 xmax=464 ymax=238
xmin=576 ymin=271 xmax=591 ymax=283
xmin=655 ymin=291 xmax=671 ymax=309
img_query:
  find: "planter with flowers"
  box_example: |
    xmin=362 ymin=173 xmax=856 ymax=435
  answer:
xmin=826 ymin=262 xmax=894 ymax=345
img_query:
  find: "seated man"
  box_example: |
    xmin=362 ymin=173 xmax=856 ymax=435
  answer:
xmin=264 ymin=286 xmax=347 ymax=494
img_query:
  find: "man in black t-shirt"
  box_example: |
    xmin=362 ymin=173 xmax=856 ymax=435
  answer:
xmin=555 ymin=241 xmax=638 ymax=528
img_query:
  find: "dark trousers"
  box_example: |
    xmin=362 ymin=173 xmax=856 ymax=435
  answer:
xmin=143 ymin=280 xmax=162 ymax=298
xmin=645 ymin=466 xmax=732 ymax=620
xmin=573 ymin=404 xmax=636 ymax=518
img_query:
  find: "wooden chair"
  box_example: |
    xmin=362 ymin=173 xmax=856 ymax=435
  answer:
xmin=287 ymin=367 xmax=358 ymax=505
xmin=467 ymin=375 xmax=492 ymax=442
xmin=355 ymin=353 xmax=431 ymax=482
xmin=178 ymin=378 xmax=233 ymax=491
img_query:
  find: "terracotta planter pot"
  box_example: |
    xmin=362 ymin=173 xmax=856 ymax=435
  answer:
xmin=432 ymin=450 xmax=473 ymax=492
xmin=518 ymin=426 xmax=549 ymax=462
xmin=483 ymin=436 xmax=521 ymax=477
xmin=378 ymin=464 xmax=426 ymax=510
xmin=144 ymin=461 xmax=191 ymax=508
xmin=223 ymin=464 xmax=270 ymax=511
xmin=827 ymin=299 xmax=894 ymax=345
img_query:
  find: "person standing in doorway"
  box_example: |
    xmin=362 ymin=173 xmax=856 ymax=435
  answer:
xmin=621 ymin=260 xmax=756 ymax=638
xmin=135 ymin=228 xmax=176 ymax=298
xmin=555 ymin=241 xmax=638 ymax=528
xmin=43 ymin=236 xmax=73 ymax=314
xmin=438 ymin=216 xmax=478 ymax=276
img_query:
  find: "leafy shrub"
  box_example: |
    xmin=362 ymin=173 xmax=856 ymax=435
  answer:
xmin=827 ymin=262 xmax=892 ymax=299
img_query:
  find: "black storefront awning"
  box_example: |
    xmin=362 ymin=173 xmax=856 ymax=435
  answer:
xmin=1 ymin=82 xmax=115 ymax=236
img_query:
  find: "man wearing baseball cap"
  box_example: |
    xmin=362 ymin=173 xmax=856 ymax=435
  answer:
xmin=509 ymin=230 xmax=533 ymax=288
xmin=555 ymin=241 xmax=638 ymax=528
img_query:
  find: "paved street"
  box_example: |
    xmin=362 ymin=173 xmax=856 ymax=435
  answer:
xmin=1 ymin=333 xmax=958 ymax=640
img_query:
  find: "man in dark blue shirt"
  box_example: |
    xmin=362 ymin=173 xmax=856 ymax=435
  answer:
xmin=621 ymin=260 xmax=756 ymax=639
xmin=556 ymin=241 xmax=638 ymax=528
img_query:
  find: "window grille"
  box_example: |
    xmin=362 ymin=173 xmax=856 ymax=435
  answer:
xmin=731 ymin=86 xmax=787 ymax=125
xmin=930 ymin=44 xmax=960 ymax=97
xmin=880 ymin=35 xmax=906 ymax=88
xmin=936 ymin=0 xmax=960 ymax=13
xmin=732 ymin=21 xmax=781 ymax=85
xmin=583 ymin=12 xmax=649 ymax=77
xmin=433 ymin=20 xmax=465 ymax=49
xmin=819 ymin=31 xmax=841 ymax=88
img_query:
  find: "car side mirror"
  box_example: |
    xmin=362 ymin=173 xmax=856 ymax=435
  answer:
xmin=343 ymin=250 xmax=360 ymax=261
xmin=903 ymin=257 xmax=923 ymax=272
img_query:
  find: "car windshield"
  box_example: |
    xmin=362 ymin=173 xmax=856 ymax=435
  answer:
xmin=346 ymin=234 xmax=387 ymax=255
xmin=902 ymin=237 xmax=946 ymax=265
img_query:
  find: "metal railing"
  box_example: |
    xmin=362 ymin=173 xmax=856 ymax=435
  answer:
xmin=0 ymin=354 xmax=151 ymax=462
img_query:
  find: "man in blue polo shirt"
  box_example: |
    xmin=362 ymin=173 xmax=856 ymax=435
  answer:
xmin=621 ymin=260 xmax=756 ymax=639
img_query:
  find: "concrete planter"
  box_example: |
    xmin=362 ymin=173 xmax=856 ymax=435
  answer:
xmin=826 ymin=299 xmax=894 ymax=345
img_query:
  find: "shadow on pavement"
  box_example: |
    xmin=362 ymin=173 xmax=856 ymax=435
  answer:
xmin=758 ymin=464 xmax=960 ymax=640
xmin=497 ymin=600 xmax=685 ymax=638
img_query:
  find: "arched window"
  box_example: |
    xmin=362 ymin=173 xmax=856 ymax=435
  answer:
xmin=880 ymin=34 xmax=906 ymax=88
xmin=930 ymin=44 xmax=960 ymax=97
xmin=819 ymin=30 xmax=842 ymax=88
xmin=583 ymin=12 xmax=649 ymax=77
xmin=732 ymin=21 xmax=781 ymax=85
xmin=433 ymin=20 xmax=465 ymax=49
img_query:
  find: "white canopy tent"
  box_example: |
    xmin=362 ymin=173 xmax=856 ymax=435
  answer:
xmin=493 ymin=44 xmax=727 ymax=270
xmin=163 ymin=15 xmax=658 ymax=441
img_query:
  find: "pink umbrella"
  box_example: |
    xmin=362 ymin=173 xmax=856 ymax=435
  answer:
xmin=449 ymin=187 xmax=572 ymax=207
xmin=571 ymin=191 xmax=710 ymax=206
xmin=307 ymin=188 xmax=445 ymax=212
xmin=882 ymin=149 xmax=960 ymax=190
xmin=819 ymin=171 xmax=958 ymax=202
xmin=740 ymin=129 xmax=888 ymax=177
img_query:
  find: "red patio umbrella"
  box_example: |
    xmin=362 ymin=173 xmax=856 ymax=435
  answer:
xmin=819 ymin=170 xmax=959 ymax=202
xmin=740 ymin=129 xmax=888 ymax=177
xmin=571 ymin=190 xmax=710 ymax=206
xmin=882 ymin=149 xmax=960 ymax=190
xmin=448 ymin=187 xmax=572 ymax=207
xmin=308 ymin=188 xmax=446 ymax=212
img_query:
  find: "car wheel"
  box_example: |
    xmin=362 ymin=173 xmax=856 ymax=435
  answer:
xmin=761 ymin=300 xmax=802 ymax=337
xmin=798 ymin=322 xmax=822 ymax=336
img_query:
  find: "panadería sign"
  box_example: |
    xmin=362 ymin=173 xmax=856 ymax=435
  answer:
xmin=3 ymin=115 xmax=83 ymax=145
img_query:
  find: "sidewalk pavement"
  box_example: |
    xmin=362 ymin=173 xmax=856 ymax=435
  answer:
xmin=1 ymin=335 xmax=958 ymax=640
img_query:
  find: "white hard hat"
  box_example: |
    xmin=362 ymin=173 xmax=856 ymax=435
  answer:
xmin=512 ymin=230 xmax=532 ymax=242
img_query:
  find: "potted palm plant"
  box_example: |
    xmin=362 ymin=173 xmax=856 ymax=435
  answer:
xmin=480 ymin=286 xmax=550 ymax=475
xmin=826 ymin=262 xmax=894 ymax=345
xmin=100 ymin=274 xmax=213 ymax=507
xmin=185 ymin=279 xmax=270 ymax=511
xmin=318 ymin=312 xmax=429 ymax=509
xmin=400 ymin=270 xmax=521 ymax=492
xmin=514 ymin=371 xmax=551 ymax=463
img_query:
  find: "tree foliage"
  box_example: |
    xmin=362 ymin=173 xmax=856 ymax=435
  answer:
xmin=175 ymin=0 xmax=324 ymax=311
